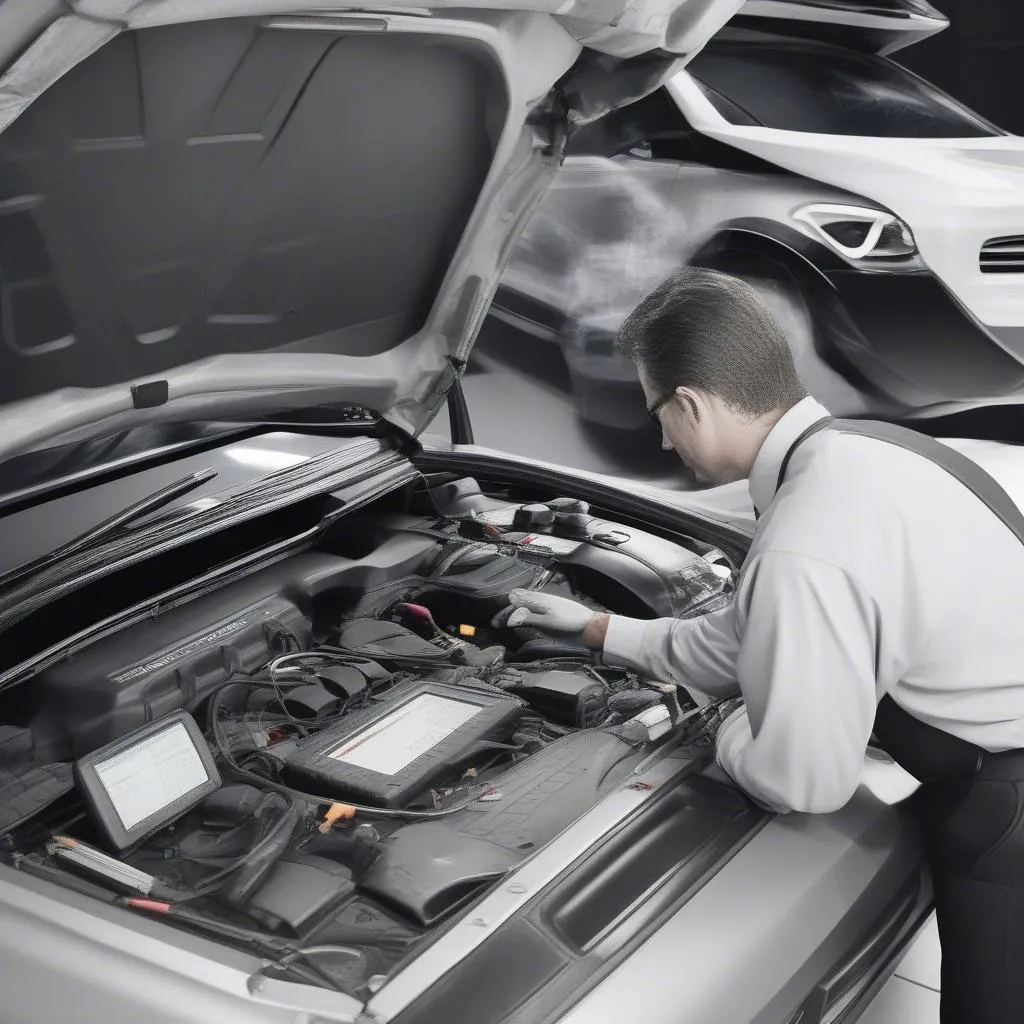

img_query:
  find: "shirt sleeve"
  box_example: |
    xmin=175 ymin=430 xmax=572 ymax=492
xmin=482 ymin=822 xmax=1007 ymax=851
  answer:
xmin=714 ymin=549 xmax=879 ymax=814
xmin=601 ymin=603 xmax=742 ymax=699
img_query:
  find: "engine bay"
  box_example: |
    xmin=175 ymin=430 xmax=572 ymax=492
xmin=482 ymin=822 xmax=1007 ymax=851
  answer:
xmin=0 ymin=471 xmax=745 ymax=996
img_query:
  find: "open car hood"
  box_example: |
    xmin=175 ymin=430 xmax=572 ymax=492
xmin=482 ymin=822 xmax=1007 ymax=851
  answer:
xmin=0 ymin=0 xmax=742 ymax=468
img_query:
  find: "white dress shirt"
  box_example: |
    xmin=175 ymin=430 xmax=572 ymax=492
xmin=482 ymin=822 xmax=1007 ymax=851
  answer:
xmin=602 ymin=396 xmax=1024 ymax=813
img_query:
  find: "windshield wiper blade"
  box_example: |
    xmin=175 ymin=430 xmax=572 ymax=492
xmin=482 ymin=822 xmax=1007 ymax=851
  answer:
xmin=0 ymin=467 xmax=218 ymax=591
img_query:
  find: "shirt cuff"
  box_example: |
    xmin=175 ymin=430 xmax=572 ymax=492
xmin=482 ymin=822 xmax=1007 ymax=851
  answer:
xmin=601 ymin=615 xmax=652 ymax=671
xmin=714 ymin=708 xmax=788 ymax=814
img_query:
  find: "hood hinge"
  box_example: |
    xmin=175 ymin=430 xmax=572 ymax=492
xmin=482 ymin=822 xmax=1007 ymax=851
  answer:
xmin=527 ymin=89 xmax=571 ymax=163
xmin=432 ymin=356 xmax=474 ymax=445
xmin=433 ymin=355 xmax=467 ymax=397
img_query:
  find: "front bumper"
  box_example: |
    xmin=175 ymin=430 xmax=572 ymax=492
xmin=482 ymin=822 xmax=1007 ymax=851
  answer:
xmin=817 ymin=269 xmax=1024 ymax=413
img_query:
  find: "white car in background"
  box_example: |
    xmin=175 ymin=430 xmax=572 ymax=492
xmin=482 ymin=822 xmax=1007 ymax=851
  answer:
xmin=492 ymin=0 xmax=1024 ymax=430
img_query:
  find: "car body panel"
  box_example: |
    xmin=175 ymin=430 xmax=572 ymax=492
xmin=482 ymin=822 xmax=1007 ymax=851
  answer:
xmin=732 ymin=0 xmax=949 ymax=54
xmin=0 ymin=4 xmax=982 ymax=1020
xmin=553 ymin=789 xmax=926 ymax=1024
xmin=0 ymin=861 xmax=366 ymax=1024
xmin=685 ymin=113 xmax=1024 ymax=335
xmin=0 ymin=424 xmax=942 ymax=1024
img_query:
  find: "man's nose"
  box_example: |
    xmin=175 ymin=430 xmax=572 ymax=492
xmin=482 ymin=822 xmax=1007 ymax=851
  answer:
xmin=661 ymin=431 xmax=673 ymax=452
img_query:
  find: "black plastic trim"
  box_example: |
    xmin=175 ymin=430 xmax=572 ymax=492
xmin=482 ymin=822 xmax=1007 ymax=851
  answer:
xmin=724 ymin=16 xmax=928 ymax=55
xmin=412 ymin=449 xmax=754 ymax=563
xmin=388 ymin=765 xmax=769 ymax=1024
xmin=823 ymin=269 xmax=1024 ymax=402
xmin=540 ymin=775 xmax=759 ymax=954
xmin=785 ymin=874 xmax=927 ymax=1024
xmin=130 ymin=380 xmax=169 ymax=409
xmin=446 ymin=378 xmax=475 ymax=446
xmin=489 ymin=285 xmax=567 ymax=339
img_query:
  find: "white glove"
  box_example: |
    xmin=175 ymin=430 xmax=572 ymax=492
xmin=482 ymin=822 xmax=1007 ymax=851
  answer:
xmin=495 ymin=589 xmax=595 ymax=635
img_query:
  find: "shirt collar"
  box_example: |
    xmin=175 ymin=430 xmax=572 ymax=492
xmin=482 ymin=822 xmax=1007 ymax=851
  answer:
xmin=748 ymin=396 xmax=831 ymax=515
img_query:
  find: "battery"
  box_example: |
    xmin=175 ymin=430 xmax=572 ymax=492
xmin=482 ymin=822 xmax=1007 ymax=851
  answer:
xmin=282 ymin=680 xmax=523 ymax=808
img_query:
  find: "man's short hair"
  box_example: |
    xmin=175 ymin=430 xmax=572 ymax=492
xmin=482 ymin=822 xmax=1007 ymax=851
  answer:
xmin=617 ymin=267 xmax=807 ymax=417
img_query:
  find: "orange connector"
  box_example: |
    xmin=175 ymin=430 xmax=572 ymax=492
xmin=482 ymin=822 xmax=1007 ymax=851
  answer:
xmin=318 ymin=802 xmax=357 ymax=833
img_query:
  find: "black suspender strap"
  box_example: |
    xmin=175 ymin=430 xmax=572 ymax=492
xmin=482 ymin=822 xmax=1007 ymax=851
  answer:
xmin=775 ymin=416 xmax=1024 ymax=782
xmin=754 ymin=417 xmax=835 ymax=520
xmin=776 ymin=417 xmax=835 ymax=496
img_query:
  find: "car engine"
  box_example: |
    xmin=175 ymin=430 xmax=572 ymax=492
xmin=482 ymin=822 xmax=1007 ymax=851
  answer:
xmin=0 ymin=474 xmax=742 ymax=996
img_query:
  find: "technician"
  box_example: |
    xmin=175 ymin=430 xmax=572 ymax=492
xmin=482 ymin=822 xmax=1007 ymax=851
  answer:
xmin=495 ymin=268 xmax=1024 ymax=1024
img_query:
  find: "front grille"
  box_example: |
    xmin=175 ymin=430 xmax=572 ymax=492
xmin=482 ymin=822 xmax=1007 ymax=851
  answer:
xmin=980 ymin=235 xmax=1024 ymax=273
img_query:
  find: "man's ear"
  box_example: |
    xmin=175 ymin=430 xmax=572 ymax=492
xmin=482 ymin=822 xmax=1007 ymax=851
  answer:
xmin=675 ymin=385 xmax=703 ymax=423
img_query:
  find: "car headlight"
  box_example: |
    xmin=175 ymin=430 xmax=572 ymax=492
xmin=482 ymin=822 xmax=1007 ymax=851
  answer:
xmin=792 ymin=203 xmax=918 ymax=262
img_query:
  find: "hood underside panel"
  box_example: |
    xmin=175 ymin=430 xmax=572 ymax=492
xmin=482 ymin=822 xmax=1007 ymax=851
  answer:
xmin=0 ymin=22 xmax=500 ymax=403
xmin=0 ymin=0 xmax=746 ymax=464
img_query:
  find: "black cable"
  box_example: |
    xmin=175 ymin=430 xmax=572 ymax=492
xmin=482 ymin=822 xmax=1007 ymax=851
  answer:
xmin=275 ymin=959 xmax=339 ymax=990
xmin=114 ymin=897 xmax=354 ymax=993
xmin=205 ymin=677 xmax=493 ymax=821
xmin=261 ymin=945 xmax=365 ymax=994
xmin=120 ymin=897 xmax=293 ymax=951
xmin=177 ymin=795 xmax=304 ymax=902
xmin=285 ymin=957 xmax=347 ymax=993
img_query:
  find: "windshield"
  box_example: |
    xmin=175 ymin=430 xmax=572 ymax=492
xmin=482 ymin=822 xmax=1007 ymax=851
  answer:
xmin=687 ymin=42 xmax=1003 ymax=139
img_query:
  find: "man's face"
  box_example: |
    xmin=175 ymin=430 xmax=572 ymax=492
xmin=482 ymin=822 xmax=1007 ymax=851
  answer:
xmin=638 ymin=369 xmax=741 ymax=487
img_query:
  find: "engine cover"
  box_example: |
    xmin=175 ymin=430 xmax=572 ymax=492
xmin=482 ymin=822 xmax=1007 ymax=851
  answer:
xmin=359 ymin=729 xmax=638 ymax=926
xmin=35 ymin=589 xmax=311 ymax=761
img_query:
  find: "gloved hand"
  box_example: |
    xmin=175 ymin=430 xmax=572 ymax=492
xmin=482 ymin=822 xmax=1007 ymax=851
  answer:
xmin=492 ymin=589 xmax=596 ymax=636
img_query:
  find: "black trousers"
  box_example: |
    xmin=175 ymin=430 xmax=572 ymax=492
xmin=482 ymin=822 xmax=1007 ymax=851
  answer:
xmin=912 ymin=751 xmax=1024 ymax=1023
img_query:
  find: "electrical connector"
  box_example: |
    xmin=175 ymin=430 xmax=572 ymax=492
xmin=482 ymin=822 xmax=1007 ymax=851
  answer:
xmin=318 ymin=802 xmax=357 ymax=833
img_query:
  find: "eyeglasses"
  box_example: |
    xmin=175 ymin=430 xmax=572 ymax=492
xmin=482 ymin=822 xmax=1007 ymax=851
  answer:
xmin=647 ymin=391 xmax=675 ymax=427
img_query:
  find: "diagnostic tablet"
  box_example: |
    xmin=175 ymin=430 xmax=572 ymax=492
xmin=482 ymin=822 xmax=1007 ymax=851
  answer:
xmin=74 ymin=711 xmax=221 ymax=852
xmin=283 ymin=680 xmax=522 ymax=808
